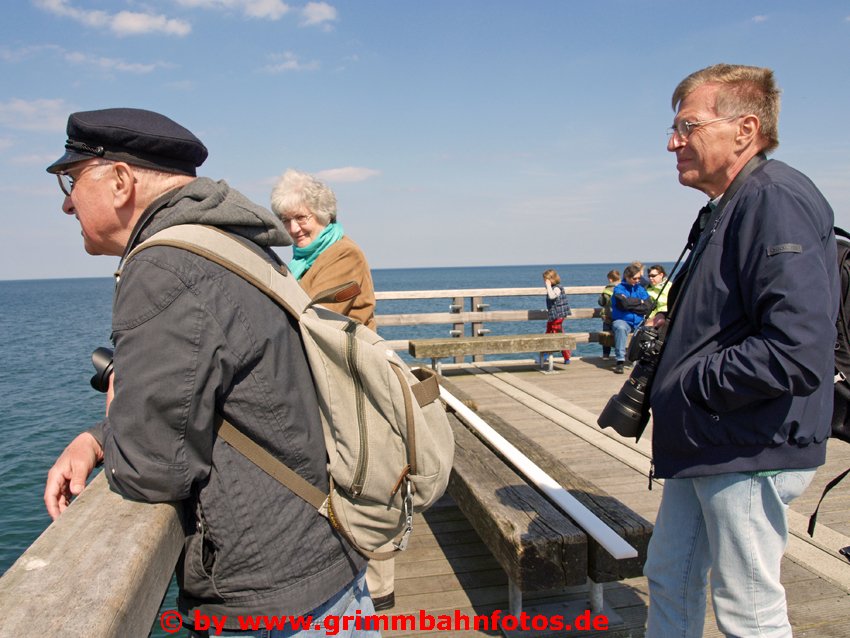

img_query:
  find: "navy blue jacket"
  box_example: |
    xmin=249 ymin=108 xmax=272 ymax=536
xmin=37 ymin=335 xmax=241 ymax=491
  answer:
xmin=649 ymin=160 xmax=838 ymax=478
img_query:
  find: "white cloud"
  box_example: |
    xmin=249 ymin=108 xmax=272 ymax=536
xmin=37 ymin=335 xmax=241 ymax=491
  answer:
xmin=0 ymin=138 xmax=14 ymax=151
xmin=315 ymin=167 xmax=380 ymax=183
xmin=175 ymin=0 xmax=233 ymax=7
xmin=1 ymin=44 xmax=167 ymax=75
xmin=0 ymin=98 xmax=71 ymax=132
xmin=261 ymin=51 xmax=319 ymax=73
xmin=244 ymin=0 xmax=290 ymax=20
xmin=111 ymin=11 xmax=192 ymax=36
xmin=301 ymin=2 xmax=337 ymax=29
xmin=64 ymin=51 xmax=171 ymax=74
xmin=176 ymin=0 xmax=290 ymax=20
xmin=0 ymin=44 xmax=62 ymax=62
xmin=751 ymin=15 xmax=768 ymax=23
xmin=33 ymin=0 xmax=109 ymax=27
xmin=33 ymin=0 xmax=191 ymax=37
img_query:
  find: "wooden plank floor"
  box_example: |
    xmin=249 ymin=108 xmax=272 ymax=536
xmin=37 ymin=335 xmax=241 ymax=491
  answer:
xmin=379 ymin=357 xmax=850 ymax=637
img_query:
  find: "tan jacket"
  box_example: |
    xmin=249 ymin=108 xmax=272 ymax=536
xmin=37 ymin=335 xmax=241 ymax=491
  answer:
xmin=299 ymin=235 xmax=377 ymax=330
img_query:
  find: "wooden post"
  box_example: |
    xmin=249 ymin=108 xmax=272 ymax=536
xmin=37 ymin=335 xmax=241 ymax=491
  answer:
xmin=471 ymin=295 xmax=486 ymax=363
xmin=451 ymin=295 xmax=465 ymax=364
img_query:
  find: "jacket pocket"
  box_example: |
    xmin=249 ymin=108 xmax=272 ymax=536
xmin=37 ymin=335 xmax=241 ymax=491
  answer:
xmin=181 ymin=510 xmax=223 ymax=601
xmin=682 ymin=388 xmax=792 ymax=447
xmin=655 ymin=369 xmax=786 ymax=450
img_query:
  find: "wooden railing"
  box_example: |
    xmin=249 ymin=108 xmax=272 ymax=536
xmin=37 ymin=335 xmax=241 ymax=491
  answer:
xmin=0 ymin=473 xmax=183 ymax=637
xmin=376 ymin=285 xmax=605 ymax=357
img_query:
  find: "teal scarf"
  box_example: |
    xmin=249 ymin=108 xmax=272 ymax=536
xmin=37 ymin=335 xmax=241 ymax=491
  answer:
xmin=289 ymin=222 xmax=345 ymax=280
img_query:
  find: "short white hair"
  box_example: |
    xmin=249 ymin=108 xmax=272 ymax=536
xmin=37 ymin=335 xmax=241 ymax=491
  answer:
xmin=270 ymin=168 xmax=336 ymax=225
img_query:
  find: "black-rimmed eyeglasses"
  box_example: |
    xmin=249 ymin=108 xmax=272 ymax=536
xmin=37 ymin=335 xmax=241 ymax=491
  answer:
xmin=56 ymin=163 xmax=109 ymax=197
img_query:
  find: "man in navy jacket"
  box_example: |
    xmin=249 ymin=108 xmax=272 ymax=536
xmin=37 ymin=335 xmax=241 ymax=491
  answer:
xmin=645 ymin=65 xmax=838 ymax=637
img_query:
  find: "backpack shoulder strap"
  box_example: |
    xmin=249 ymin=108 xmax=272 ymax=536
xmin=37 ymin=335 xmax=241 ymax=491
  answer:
xmin=123 ymin=224 xmax=311 ymax=319
xmin=833 ymin=227 xmax=850 ymax=381
xmin=808 ymin=467 xmax=850 ymax=537
xmin=217 ymin=417 xmax=327 ymax=510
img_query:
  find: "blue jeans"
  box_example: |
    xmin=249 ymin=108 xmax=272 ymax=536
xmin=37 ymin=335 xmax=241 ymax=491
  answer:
xmin=189 ymin=568 xmax=379 ymax=637
xmin=612 ymin=319 xmax=635 ymax=362
xmin=645 ymin=469 xmax=816 ymax=638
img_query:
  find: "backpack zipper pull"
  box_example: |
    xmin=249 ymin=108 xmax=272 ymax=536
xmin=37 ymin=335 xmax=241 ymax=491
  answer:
xmin=648 ymin=460 xmax=654 ymax=491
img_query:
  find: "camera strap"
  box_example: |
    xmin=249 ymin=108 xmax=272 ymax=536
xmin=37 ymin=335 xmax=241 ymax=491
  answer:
xmin=665 ymin=152 xmax=767 ymax=324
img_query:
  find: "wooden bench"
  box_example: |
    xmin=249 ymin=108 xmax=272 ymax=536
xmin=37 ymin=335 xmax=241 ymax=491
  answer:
xmin=441 ymin=378 xmax=652 ymax=616
xmin=594 ymin=331 xmax=615 ymax=349
xmin=409 ymin=334 xmax=577 ymax=373
xmin=448 ymin=415 xmax=589 ymax=616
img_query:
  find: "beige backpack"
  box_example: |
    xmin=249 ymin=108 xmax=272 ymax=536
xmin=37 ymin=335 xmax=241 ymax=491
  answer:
xmin=125 ymin=224 xmax=454 ymax=559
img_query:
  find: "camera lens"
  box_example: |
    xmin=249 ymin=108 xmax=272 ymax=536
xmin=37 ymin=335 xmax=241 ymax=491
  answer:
xmin=90 ymin=347 xmax=114 ymax=393
xmin=597 ymin=360 xmax=654 ymax=439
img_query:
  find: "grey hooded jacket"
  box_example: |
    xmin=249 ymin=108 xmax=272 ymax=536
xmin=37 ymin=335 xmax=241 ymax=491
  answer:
xmin=91 ymin=178 xmax=365 ymax=625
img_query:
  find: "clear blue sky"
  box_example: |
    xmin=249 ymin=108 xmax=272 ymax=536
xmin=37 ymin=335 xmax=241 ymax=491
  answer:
xmin=1 ymin=1 xmax=848 ymax=280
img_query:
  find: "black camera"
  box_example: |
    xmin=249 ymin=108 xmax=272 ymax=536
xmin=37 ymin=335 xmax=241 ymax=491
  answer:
xmin=597 ymin=325 xmax=665 ymax=440
xmin=90 ymin=347 xmax=114 ymax=393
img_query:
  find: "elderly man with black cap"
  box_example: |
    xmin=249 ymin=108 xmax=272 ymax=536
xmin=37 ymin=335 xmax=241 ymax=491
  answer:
xmin=43 ymin=108 xmax=376 ymax=637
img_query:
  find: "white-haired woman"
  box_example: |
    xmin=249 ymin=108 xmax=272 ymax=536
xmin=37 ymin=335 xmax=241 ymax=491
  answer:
xmin=270 ymin=169 xmax=393 ymax=610
xmin=271 ymin=169 xmax=376 ymax=330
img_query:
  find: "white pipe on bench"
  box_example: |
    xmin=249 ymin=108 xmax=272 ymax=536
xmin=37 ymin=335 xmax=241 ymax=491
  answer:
xmin=440 ymin=385 xmax=638 ymax=561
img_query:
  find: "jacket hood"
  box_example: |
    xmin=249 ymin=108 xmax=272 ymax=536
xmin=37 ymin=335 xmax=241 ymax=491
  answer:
xmin=135 ymin=177 xmax=290 ymax=249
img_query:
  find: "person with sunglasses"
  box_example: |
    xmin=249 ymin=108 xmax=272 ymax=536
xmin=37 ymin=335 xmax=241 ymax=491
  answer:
xmin=610 ymin=263 xmax=654 ymax=374
xmin=645 ymin=265 xmax=668 ymax=320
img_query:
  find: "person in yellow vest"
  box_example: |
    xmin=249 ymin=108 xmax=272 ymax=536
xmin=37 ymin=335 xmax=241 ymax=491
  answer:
xmin=646 ymin=264 xmax=669 ymax=320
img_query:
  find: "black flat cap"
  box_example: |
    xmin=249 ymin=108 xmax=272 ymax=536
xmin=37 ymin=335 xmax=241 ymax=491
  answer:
xmin=46 ymin=108 xmax=208 ymax=175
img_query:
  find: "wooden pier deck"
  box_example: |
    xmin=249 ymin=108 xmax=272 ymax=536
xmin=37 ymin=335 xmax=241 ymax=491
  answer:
xmin=382 ymin=356 xmax=850 ymax=637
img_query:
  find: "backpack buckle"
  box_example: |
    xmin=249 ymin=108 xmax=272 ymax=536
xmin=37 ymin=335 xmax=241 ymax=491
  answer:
xmin=836 ymin=371 xmax=847 ymax=384
xmin=394 ymin=480 xmax=414 ymax=551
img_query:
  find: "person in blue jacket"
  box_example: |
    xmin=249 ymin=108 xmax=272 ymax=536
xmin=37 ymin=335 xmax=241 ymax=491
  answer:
xmin=610 ymin=263 xmax=653 ymax=374
xmin=644 ymin=64 xmax=838 ymax=638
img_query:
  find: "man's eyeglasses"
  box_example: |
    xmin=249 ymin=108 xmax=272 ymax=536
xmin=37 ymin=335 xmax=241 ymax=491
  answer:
xmin=667 ymin=115 xmax=740 ymax=141
xmin=281 ymin=213 xmax=314 ymax=227
xmin=648 ymin=272 xmax=662 ymax=279
xmin=56 ymin=162 xmax=109 ymax=196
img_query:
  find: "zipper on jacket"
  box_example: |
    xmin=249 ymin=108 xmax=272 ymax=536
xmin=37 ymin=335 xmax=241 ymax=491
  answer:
xmin=345 ymin=321 xmax=368 ymax=496
xmin=648 ymin=460 xmax=654 ymax=491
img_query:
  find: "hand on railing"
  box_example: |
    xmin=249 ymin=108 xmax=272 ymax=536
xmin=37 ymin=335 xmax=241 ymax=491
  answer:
xmin=44 ymin=432 xmax=104 ymax=520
